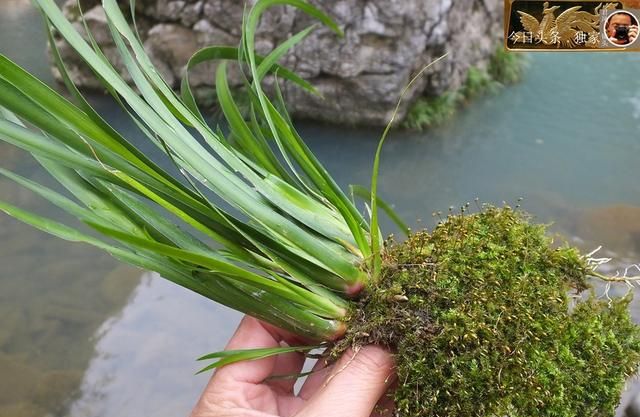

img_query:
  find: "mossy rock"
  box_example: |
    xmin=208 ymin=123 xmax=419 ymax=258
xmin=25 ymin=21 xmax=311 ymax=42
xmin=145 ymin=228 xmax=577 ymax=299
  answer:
xmin=339 ymin=206 xmax=640 ymax=417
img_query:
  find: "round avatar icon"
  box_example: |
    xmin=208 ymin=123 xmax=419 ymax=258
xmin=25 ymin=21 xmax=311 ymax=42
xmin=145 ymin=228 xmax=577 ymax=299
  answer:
xmin=605 ymin=10 xmax=639 ymax=46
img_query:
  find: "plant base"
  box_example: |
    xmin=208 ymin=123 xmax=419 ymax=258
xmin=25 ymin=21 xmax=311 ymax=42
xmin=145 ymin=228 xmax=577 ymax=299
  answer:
xmin=335 ymin=206 xmax=640 ymax=417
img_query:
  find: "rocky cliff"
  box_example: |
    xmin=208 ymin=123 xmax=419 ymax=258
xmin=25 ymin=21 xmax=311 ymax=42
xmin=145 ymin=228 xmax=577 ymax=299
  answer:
xmin=55 ymin=0 xmax=504 ymax=126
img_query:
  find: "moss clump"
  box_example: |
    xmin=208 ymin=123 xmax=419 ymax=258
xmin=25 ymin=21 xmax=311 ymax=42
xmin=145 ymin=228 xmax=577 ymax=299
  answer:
xmin=340 ymin=206 xmax=640 ymax=417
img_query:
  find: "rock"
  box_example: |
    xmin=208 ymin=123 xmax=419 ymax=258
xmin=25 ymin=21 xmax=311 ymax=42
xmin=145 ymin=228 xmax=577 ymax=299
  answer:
xmin=202 ymin=0 xmax=246 ymax=37
xmin=181 ymin=1 xmax=204 ymax=26
xmin=156 ymin=0 xmax=186 ymax=21
xmin=52 ymin=4 xmax=132 ymax=90
xmin=144 ymin=23 xmax=199 ymax=86
xmin=54 ymin=0 xmax=504 ymax=126
xmin=82 ymin=5 xmax=111 ymax=45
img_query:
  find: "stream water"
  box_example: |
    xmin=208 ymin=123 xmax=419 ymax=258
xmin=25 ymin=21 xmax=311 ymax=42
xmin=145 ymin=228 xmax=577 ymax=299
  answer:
xmin=2 ymin=1 xmax=640 ymax=416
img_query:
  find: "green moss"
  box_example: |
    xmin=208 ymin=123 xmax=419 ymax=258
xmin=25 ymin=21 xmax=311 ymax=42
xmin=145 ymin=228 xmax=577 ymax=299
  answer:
xmin=460 ymin=67 xmax=499 ymax=100
xmin=402 ymin=47 xmax=527 ymax=131
xmin=401 ymin=92 xmax=461 ymax=131
xmin=338 ymin=206 xmax=640 ymax=417
xmin=489 ymin=47 xmax=527 ymax=85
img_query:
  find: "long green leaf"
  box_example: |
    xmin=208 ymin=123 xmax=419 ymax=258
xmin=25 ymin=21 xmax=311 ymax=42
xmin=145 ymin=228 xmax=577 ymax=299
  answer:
xmin=215 ymin=62 xmax=289 ymax=179
xmin=256 ymin=25 xmax=317 ymax=82
xmin=0 ymin=55 xmax=153 ymax=177
xmin=195 ymin=345 xmax=318 ymax=374
xmin=369 ymin=53 xmax=448 ymax=278
xmin=0 ymin=196 xmax=340 ymax=338
xmin=0 ymin=167 xmax=104 ymax=226
xmin=180 ymin=45 xmax=318 ymax=120
xmin=1 ymin=0 xmax=374 ymax=340
xmin=102 ymin=0 xmax=361 ymax=283
xmin=350 ymin=184 xmax=410 ymax=237
xmin=88 ymin=220 xmax=344 ymax=317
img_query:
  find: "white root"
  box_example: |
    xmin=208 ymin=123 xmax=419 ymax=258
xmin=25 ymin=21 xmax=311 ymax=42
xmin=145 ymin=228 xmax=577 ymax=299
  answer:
xmin=584 ymin=246 xmax=640 ymax=304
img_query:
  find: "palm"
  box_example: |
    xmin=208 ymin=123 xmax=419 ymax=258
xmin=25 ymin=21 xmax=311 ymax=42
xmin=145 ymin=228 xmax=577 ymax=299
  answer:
xmin=200 ymin=374 xmax=307 ymax=416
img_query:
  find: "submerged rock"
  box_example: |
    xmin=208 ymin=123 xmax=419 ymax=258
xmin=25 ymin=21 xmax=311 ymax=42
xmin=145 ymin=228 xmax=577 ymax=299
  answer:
xmin=54 ymin=0 xmax=503 ymax=126
xmin=0 ymin=402 xmax=46 ymax=417
xmin=100 ymin=264 xmax=143 ymax=305
xmin=0 ymin=353 xmax=82 ymax=415
xmin=32 ymin=369 xmax=83 ymax=411
xmin=571 ymin=204 xmax=640 ymax=258
xmin=0 ymin=353 xmax=39 ymax=406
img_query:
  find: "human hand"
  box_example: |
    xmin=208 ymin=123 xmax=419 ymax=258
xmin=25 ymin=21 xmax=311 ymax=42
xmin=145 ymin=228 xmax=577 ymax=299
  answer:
xmin=629 ymin=25 xmax=638 ymax=43
xmin=609 ymin=25 xmax=639 ymax=45
xmin=190 ymin=316 xmax=395 ymax=417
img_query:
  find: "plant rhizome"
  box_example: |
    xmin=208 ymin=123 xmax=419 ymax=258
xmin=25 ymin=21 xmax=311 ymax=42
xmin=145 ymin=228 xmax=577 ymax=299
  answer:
xmin=335 ymin=206 xmax=640 ymax=417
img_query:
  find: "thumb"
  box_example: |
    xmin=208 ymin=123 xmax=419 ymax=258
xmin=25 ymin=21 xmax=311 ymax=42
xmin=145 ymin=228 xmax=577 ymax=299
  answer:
xmin=297 ymin=345 xmax=395 ymax=417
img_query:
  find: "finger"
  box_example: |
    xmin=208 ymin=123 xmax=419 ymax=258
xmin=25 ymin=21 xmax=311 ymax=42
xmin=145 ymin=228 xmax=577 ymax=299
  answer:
xmin=213 ymin=316 xmax=283 ymax=384
xmin=258 ymin=321 xmax=313 ymax=393
xmin=266 ymin=349 xmax=307 ymax=394
xmin=298 ymin=354 xmax=334 ymax=400
xmin=261 ymin=321 xmax=314 ymax=346
xmin=250 ymin=323 xmax=323 ymax=395
xmin=191 ymin=316 xmax=281 ymax=415
xmin=297 ymin=346 xmax=395 ymax=417
xmin=371 ymin=379 xmax=397 ymax=417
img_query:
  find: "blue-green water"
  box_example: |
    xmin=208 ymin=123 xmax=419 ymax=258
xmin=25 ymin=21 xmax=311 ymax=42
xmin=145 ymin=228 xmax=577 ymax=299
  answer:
xmin=2 ymin=2 xmax=640 ymax=416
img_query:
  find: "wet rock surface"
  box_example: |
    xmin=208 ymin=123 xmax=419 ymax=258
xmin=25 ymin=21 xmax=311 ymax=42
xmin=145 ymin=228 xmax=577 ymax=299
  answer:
xmin=54 ymin=0 xmax=503 ymax=125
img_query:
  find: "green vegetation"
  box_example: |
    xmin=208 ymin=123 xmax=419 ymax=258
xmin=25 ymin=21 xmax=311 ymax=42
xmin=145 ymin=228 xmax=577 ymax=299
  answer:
xmin=0 ymin=1 xmax=637 ymax=416
xmin=340 ymin=206 xmax=640 ymax=416
xmin=402 ymin=47 xmax=527 ymax=131
xmin=400 ymin=91 xmax=461 ymax=131
xmin=489 ymin=46 xmax=527 ymax=85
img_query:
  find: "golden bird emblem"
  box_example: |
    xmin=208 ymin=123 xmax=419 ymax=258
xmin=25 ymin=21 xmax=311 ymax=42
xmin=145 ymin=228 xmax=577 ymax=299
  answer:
xmin=514 ymin=2 xmax=618 ymax=47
